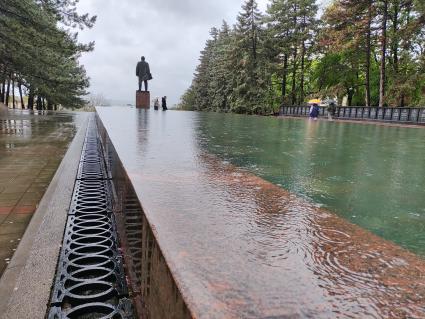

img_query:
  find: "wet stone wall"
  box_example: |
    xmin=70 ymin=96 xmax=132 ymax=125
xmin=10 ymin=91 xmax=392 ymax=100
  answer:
xmin=96 ymin=115 xmax=192 ymax=319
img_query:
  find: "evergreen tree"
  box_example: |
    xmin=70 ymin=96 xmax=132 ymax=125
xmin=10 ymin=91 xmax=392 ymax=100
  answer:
xmin=191 ymin=28 xmax=218 ymax=111
xmin=0 ymin=0 xmax=95 ymax=109
xmin=208 ymin=21 xmax=234 ymax=111
xmin=181 ymin=0 xmax=425 ymax=112
xmin=231 ymin=0 xmax=267 ymax=113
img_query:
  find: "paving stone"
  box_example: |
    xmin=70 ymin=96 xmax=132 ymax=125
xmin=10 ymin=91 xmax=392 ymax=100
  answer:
xmin=12 ymin=205 xmax=36 ymax=214
xmin=0 ymin=207 xmax=13 ymax=215
xmin=0 ymin=110 xmax=84 ymax=278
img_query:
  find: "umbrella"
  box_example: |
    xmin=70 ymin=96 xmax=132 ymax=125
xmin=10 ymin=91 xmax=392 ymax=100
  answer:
xmin=308 ymin=99 xmax=321 ymax=104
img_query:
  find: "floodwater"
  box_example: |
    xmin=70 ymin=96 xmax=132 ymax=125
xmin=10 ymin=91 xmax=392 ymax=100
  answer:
xmin=0 ymin=108 xmax=85 ymax=276
xmin=97 ymin=107 xmax=425 ymax=319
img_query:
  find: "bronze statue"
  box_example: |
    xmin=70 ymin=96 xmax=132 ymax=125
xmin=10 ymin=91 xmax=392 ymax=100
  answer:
xmin=136 ymin=56 xmax=152 ymax=91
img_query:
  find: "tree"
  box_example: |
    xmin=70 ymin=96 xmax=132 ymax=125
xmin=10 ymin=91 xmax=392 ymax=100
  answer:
xmin=0 ymin=0 xmax=95 ymax=109
xmin=181 ymin=0 xmax=425 ymax=111
xmin=379 ymin=0 xmax=388 ymax=107
xmin=230 ymin=0 xmax=268 ymax=113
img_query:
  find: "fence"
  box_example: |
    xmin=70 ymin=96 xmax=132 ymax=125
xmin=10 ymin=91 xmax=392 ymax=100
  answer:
xmin=280 ymin=106 xmax=425 ymax=124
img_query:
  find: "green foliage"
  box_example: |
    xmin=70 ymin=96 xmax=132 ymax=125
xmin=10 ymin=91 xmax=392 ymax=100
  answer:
xmin=0 ymin=0 xmax=95 ymax=109
xmin=180 ymin=0 xmax=425 ymax=112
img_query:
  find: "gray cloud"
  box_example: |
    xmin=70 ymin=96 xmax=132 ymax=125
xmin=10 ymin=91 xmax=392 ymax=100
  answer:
xmin=77 ymin=0 xmax=332 ymax=106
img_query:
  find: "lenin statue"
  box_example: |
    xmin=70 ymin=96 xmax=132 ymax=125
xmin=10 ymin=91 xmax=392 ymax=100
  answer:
xmin=136 ymin=56 xmax=151 ymax=92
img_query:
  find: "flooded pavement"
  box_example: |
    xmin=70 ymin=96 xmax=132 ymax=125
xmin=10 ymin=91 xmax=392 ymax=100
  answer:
xmin=0 ymin=109 xmax=86 ymax=276
xmin=97 ymin=107 xmax=425 ymax=318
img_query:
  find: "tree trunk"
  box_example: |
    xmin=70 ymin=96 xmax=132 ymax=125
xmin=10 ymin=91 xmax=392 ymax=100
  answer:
xmin=379 ymin=0 xmax=388 ymax=107
xmin=365 ymin=0 xmax=372 ymax=107
xmin=12 ymin=79 xmax=16 ymax=109
xmin=282 ymin=53 xmax=288 ymax=102
xmin=392 ymin=0 xmax=399 ymax=74
xmin=347 ymin=89 xmax=353 ymax=106
xmin=291 ymin=2 xmax=298 ymax=106
xmin=299 ymin=39 xmax=306 ymax=105
xmin=0 ymin=66 xmax=5 ymax=103
xmin=18 ymin=82 xmax=24 ymax=109
xmin=1 ymin=81 xmax=4 ymax=103
xmin=28 ymin=87 xmax=34 ymax=110
xmin=291 ymin=48 xmax=297 ymax=106
xmin=251 ymin=5 xmax=257 ymax=63
xmin=5 ymin=77 xmax=10 ymax=107
xmin=36 ymin=95 xmax=42 ymax=110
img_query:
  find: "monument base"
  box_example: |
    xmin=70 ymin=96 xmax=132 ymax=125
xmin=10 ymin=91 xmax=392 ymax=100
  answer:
xmin=136 ymin=91 xmax=150 ymax=109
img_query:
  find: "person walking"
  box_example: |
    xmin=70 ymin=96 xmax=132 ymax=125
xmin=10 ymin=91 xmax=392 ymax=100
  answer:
xmin=161 ymin=96 xmax=167 ymax=111
xmin=327 ymin=102 xmax=336 ymax=120
xmin=136 ymin=56 xmax=151 ymax=92
xmin=154 ymin=98 xmax=159 ymax=110
xmin=309 ymin=103 xmax=320 ymax=120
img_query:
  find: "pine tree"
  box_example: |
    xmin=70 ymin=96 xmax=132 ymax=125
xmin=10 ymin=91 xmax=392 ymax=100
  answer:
xmin=192 ymin=28 xmax=218 ymax=110
xmin=0 ymin=0 xmax=95 ymax=109
xmin=208 ymin=21 xmax=234 ymax=112
xmin=231 ymin=0 xmax=267 ymax=113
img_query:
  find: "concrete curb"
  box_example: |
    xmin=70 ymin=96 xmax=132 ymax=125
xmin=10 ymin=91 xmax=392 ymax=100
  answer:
xmin=0 ymin=113 xmax=90 ymax=319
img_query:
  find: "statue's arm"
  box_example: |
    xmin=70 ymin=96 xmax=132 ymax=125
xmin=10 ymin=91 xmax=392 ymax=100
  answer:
xmin=136 ymin=63 xmax=139 ymax=76
xmin=147 ymin=63 xmax=150 ymax=74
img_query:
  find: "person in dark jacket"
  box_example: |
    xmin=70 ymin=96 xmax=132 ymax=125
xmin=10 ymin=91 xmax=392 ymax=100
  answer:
xmin=161 ymin=96 xmax=167 ymax=111
xmin=309 ymin=103 xmax=320 ymax=120
xmin=136 ymin=56 xmax=151 ymax=92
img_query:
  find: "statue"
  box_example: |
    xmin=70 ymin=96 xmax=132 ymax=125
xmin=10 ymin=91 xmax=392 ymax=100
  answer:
xmin=136 ymin=56 xmax=152 ymax=92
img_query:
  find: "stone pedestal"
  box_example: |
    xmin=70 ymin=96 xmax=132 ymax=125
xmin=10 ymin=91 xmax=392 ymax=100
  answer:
xmin=136 ymin=91 xmax=150 ymax=109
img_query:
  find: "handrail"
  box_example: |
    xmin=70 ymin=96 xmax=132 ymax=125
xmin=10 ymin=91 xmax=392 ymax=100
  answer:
xmin=279 ymin=106 xmax=425 ymax=124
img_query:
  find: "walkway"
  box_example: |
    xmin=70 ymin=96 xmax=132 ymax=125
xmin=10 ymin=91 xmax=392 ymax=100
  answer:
xmin=0 ymin=109 xmax=84 ymax=275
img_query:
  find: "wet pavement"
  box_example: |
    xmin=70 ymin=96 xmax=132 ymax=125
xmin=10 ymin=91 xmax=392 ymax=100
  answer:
xmin=97 ymin=107 xmax=425 ymax=318
xmin=0 ymin=108 xmax=85 ymax=276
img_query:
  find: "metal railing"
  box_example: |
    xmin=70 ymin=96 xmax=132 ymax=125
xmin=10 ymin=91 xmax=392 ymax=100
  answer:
xmin=280 ymin=106 xmax=425 ymax=124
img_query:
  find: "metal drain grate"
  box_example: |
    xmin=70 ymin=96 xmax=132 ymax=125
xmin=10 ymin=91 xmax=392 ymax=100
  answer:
xmin=48 ymin=118 xmax=134 ymax=319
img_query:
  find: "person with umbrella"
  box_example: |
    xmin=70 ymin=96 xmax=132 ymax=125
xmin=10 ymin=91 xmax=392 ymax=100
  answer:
xmin=308 ymin=99 xmax=321 ymax=120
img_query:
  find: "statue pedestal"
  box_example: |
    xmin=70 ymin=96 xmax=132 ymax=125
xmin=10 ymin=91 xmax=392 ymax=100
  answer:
xmin=136 ymin=91 xmax=150 ymax=108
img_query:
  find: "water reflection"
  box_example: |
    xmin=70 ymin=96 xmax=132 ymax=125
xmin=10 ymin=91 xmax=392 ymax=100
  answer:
xmin=0 ymin=108 xmax=85 ymax=276
xmin=97 ymin=108 xmax=425 ymax=318
xmin=196 ymin=112 xmax=425 ymax=256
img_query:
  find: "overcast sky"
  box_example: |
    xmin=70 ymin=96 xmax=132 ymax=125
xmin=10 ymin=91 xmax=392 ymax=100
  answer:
xmin=77 ymin=0 xmax=327 ymax=106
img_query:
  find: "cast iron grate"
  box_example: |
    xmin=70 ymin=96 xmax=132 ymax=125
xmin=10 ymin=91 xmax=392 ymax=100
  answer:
xmin=48 ymin=118 xmax=134 ymax=319
xmin=77 ymin=120 xmax=109 ymax=181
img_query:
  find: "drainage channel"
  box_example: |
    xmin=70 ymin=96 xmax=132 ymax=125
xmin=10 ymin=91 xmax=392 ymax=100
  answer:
xmin=47 ymin=118 xmax=135 ymax=319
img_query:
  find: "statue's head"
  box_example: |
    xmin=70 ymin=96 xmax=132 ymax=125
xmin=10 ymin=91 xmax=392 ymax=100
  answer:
xmin=141 ymin=56 xmax=145 ymax=61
